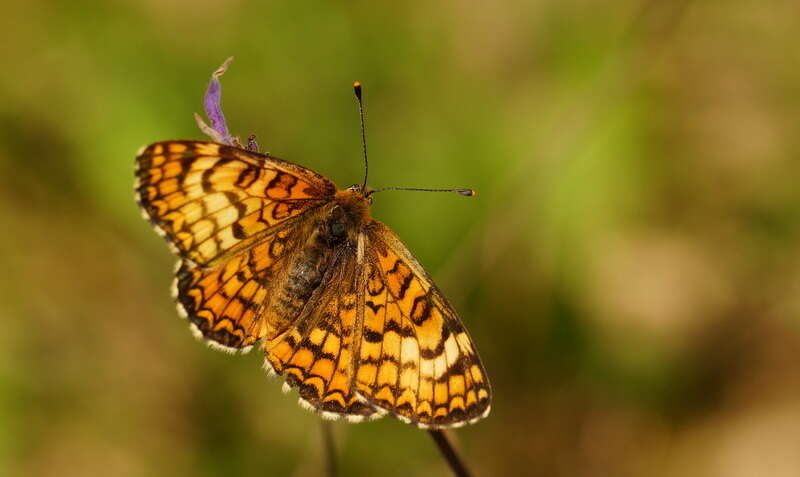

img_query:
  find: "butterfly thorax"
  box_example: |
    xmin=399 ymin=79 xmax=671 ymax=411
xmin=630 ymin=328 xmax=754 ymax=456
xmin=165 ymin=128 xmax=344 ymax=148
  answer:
xmin=265 ymin=189 xmax=370 ymax=338
xmin=334 ymin=188 xmax=372 ymax=231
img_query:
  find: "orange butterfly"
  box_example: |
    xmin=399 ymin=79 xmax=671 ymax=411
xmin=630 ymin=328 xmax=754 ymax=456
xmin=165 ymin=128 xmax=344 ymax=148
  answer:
xmin=134 ymin=90 xmax=490 ymax=429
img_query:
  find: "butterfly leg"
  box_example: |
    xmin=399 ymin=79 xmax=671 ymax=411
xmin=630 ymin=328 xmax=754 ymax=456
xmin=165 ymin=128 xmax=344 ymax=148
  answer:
xmin=246 ymin=134 xmax=260 ymax=152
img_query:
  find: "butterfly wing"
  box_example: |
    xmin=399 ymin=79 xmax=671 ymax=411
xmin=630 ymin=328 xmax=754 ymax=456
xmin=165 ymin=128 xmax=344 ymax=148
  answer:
xmin=355 ymin=221 xmax=491 ymax=429
xmin=263 ymin=245 xmax=382 ymax=421
xmin=173 ymin=219 xmax=308 ymax=352
xmin=136 ymin=140 xmax=336 ymax=352
xmin=135 ymin=140 xmax=336 ymax=266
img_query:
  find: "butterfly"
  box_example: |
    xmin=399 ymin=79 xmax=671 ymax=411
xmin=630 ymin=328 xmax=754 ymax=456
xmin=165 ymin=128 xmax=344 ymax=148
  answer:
xmin=134 ymin=136 xmax=490 ymax=429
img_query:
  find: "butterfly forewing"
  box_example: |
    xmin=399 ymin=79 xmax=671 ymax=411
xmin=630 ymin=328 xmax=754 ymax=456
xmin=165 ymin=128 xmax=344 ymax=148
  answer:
xmin=355 ymin=221 xmax=491 ymax=428
xmin=135 ymin=140 xmax=336 ymax=266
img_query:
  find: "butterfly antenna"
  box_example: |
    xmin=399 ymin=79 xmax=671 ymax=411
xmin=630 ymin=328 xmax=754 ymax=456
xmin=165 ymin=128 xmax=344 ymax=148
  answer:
xmin=353 ymin=81 xmax=369 ymax=190
xmin=354 ymin=82 xmax=475 ymax=199
xmin=371 ymin=186 xmax=476 ymax=197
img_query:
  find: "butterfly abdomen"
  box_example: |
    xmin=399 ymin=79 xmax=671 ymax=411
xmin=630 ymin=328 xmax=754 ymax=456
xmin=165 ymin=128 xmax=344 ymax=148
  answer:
xmin=266 ymin=206 xmax=356 ymax=336
xmin=268 ymin=233 xmax=331 ymax=333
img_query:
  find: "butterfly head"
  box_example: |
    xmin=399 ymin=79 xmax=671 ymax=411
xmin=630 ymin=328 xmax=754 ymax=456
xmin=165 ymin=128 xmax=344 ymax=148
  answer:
xmin=333 ymin=187 xmax=373 ymax=234
xmin=346 ymin=183 xmax=375 ymax=202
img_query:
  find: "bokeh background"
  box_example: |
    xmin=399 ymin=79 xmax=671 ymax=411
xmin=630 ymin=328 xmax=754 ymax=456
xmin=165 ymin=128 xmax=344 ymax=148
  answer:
xmin=2 ymin=1 xmax=800 ymax=476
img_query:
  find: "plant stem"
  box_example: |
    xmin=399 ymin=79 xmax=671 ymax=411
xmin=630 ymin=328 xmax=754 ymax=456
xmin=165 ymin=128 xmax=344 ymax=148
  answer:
xmin=428 ymin=430 xmax=473 ymax=477
xmin=321 ymin=420 xmax=337 ymax=477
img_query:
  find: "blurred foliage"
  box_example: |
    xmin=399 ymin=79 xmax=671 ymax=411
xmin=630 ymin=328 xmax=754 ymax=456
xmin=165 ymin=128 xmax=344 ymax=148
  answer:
xmin=2 ymin=1 xmax=800 ymax=476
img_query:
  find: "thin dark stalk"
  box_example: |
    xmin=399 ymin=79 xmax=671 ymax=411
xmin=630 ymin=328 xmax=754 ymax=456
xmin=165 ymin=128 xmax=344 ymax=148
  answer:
xmin=321 ymin=421 xmax=337 ymax=477
xmin=428 ymin=430 xmax=473 ymax=477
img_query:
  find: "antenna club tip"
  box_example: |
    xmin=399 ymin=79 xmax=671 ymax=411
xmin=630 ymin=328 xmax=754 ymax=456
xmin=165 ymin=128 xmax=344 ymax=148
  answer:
xmin=353 ymin=81 xmax=363 ymax=99
xmin=457 ymin=189 xmax=476 ymax=197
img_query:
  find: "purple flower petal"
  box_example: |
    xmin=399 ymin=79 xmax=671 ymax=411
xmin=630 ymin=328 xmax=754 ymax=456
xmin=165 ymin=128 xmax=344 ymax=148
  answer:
xmin=203 ymin=56 xmax=234 ymax=145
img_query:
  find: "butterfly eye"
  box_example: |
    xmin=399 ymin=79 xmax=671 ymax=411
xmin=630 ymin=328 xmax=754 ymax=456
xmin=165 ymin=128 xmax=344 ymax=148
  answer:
xmin=330 ymin=222 xmax=346 ymax=237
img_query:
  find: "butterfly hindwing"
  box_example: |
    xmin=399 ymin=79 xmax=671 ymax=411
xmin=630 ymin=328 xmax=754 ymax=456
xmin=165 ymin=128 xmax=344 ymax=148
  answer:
xmin=135 ymin=140 xmax=336 ymax=266
xmin=263 ymin=246 xmax=381 ymax=421
xmin=355 ymin=221 xmax=491 ymax=428
xmin=174 ymin=220 xmax=305 ymax=352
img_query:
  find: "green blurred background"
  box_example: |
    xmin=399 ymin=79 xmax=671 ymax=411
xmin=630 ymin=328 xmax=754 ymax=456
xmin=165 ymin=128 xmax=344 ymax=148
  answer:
xmin=2 ymin=1 xmax=800 ymax=476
